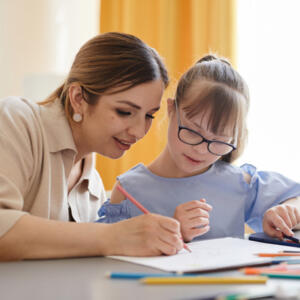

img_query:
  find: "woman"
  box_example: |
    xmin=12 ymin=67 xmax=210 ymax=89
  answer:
xmin=0 ymin=32 xmax=183 ymax=261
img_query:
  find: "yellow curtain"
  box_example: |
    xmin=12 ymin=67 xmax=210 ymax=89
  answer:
xmin=97 ymin=0 xmax=237 ymax=190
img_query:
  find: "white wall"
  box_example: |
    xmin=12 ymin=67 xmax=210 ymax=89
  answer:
xmin=237 ymin=0 xmax=300 ymax=181
xmin=0 ymin=0 xmax=100 ymax=101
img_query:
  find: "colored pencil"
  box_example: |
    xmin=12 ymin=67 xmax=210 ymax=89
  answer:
xmin=260 ymin=273 xmax=300 ymax=279
xmin=272 ymin=257 xmax=300 ymax=264
xmin=141 ymin=276 xmax=268 ymax=285
xmin=282 ymin=250 xmax=300 ymax=253
xmin=117 ymin=184 xmax=192 ymax=253
xmin=243 ymin=265 xmax=289 ymax=275
xmin=221 ymin=292 xmax=275 ymax=300
xmin=257 ymin=252 xmax=300 ymax=257
xmin=106 ymin=272 xmax=190 ymax=279
xmin=117 ymin=184 xmax=150 ymax=214
xmin=244 ymin=268 xmax=300 ymax=276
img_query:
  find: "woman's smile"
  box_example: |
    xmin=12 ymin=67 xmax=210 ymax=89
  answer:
xmin=113 ymin=137 xmax=135 ymax=151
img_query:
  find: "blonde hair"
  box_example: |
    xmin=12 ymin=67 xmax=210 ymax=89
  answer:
xmin=40 ymin=32 xmax=169 ymax=120
xmin=175 ymin=54 xmax=249 ymax=163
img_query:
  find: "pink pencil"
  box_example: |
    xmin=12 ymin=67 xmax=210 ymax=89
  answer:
xmin=117 ymin=184 xmax=192 ymax=253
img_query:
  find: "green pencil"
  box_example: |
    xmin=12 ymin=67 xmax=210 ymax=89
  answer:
xmin=261 ymin=273 xmax=300 ymax=279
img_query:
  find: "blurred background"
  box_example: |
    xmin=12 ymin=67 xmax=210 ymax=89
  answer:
xmin=0 ymin=0 xmax=299 ymax=190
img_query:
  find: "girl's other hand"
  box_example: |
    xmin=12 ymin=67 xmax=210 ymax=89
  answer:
xmin=263 ymin=204 xmax=300 ymax=238
xmin=174 ymin=199 xmax=212 ymax=242
xmin=107 ymin=213 xmax=183 ymax=256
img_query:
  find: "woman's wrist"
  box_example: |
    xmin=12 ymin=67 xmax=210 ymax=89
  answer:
xmin=94 ymin=222 xmax=120 ymax=256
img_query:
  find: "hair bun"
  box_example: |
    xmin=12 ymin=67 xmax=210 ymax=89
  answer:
xmin=196 ymin=54 xmax=231 ymax=66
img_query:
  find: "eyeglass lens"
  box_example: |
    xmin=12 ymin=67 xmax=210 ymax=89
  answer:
xmin=179 ymin=128 xmax=233 ymax=155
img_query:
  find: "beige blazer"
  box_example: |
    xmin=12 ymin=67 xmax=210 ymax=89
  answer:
xmin=0 ymin=97 xmax=106 ymax=237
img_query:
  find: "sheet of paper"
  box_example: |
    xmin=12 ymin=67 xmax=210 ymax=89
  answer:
xmin=108 ymin=237 xmax=299 ymax=273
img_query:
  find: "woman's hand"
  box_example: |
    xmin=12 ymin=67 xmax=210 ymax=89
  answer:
xmin=263 ymin=203 xmax=300 ymax=238
xmin=174 ymin=199 xmax=212 ymax=242
xmin=106 ymin=214 xmax=183 ymax=256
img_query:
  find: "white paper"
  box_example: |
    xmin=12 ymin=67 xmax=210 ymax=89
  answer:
xmin=108 ymin=237 xmax=299 ymax=273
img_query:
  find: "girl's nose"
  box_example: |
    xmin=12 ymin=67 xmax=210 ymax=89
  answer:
xmin=192 ymin=142 xmax=208 ymax=154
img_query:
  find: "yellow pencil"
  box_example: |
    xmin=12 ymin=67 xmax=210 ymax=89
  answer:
xmin=141 ymin=276 xmax=268 ymax=285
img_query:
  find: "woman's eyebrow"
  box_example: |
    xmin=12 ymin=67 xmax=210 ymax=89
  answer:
xmin=117 ymin=100 xmax=141 ymax=109
xmin=117 ymin=100 xmax=160 ymax=112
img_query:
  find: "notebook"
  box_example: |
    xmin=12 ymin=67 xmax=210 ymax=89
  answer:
xmin=108 ymin=237 xmax=298 ymax=273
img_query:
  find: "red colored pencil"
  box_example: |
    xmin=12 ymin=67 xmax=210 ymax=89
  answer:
xmin=117 ymin=184 xmax=192 ymax=253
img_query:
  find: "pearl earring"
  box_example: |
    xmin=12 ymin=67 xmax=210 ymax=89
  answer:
xmin=72 ymin=113 xmax=82 ymax=123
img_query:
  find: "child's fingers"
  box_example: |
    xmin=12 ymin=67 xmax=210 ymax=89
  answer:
xmin=185 ymin=207 xmax=210 ymax=219
xmin=270 ymin=204 xmax=300 ymax=230
xmin=285 ymin=205 xmax=300 ymax=228
xmin=190 ymin=225 xmax=210 ymax=237
xmin=178 ymin=200 xmax=201 ymax=210
xmin=294 ymin=208 xmax=300 ymax=226
xmin=188 ymin=216 xmax=209 ymax=228
xmin=269 ymin=214 xmax=293 ymax=236
xmin=279 ymin=210 xmax=293 ymax=229
xmin=180 ymin=200 xmax=212 ymax=212
xmin=185 ymin=201 xmax=212 ymax=213
xmin=288 ymin=209 xmax=298 ymax=228
xmin=183 ymin=225 xmax=210 ymax=242
xmin=263 ymin=222 xmax=282 ymax=239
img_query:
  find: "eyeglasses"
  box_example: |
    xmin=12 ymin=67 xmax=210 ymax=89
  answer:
xmin=175 ymin=99 xmax=236 ymax=156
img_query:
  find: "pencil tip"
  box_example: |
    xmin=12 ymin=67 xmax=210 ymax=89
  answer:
xmin=184 ymin=244 xmax=192 ymax=253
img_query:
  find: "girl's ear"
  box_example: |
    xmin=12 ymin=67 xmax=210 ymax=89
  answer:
xmin=68 ymin=83 xmax=86 ymax=115
xmin=167 ymin=98 xmax=175 ymax=116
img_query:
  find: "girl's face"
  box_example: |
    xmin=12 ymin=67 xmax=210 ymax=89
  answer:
xmin=71 ymin=80 xmax=164 ymax=159
xmin=166 ymin=98 xmax=234 ymax=177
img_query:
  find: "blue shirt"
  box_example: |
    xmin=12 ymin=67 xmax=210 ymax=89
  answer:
xmin=97 ymin=161 xmax=300 ymax=240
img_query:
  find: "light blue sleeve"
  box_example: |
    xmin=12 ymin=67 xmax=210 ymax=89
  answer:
xmin=242 ymin=164 xmax=300 ymax=232
xmin=95 ymin=199 xmax=130 ymax=223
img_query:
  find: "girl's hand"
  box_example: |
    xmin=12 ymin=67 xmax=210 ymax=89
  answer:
xmin=263 ymin=203 xmax=300 ymax=238
xmin=107 ymin=213 xmax=183 ymax=256
xmin=174 ymin=199 xmax=212 ymax=242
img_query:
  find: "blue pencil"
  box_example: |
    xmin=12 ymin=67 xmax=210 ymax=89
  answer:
xmin=272 ymin=257 xmax=300 ymax=264
xmin=106 ymin=272 xmax=193 ymax=279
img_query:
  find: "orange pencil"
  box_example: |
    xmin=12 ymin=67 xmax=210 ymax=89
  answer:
xmin=244 ymin=264 xmax=288 ymax=275
xmin=116 ymin=184 xmax=192 ymax=253
xmin=257 ymin=253 xmax=300 ymax=257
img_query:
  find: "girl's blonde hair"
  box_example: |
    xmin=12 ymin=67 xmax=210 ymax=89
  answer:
xmin=175 ymin=54 xmax=249 ymax=163
xmin=41 ymin=32 xmax=169 ymax=120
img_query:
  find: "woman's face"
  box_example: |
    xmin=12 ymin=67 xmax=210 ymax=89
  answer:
xmin=166 ymin=99 xmax=234 ymax=177
xmin=73 ymin=80 xmax=164 ymax=159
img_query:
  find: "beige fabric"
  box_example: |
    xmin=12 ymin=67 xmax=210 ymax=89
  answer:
xmin=0 ymin=97 xmax=106 ymax=237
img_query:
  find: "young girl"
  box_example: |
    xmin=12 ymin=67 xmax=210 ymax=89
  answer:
xmin=97 ymin=55 xmax=300 ymax=242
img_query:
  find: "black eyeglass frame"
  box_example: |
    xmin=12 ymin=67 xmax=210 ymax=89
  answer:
xmin=174 ymin=99 xmax=237 ymax=156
